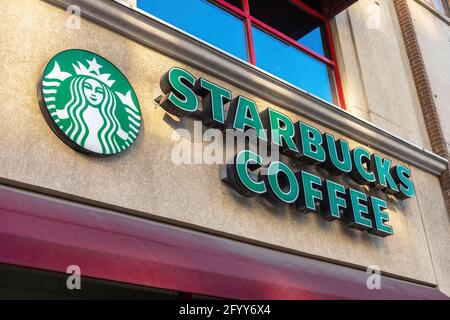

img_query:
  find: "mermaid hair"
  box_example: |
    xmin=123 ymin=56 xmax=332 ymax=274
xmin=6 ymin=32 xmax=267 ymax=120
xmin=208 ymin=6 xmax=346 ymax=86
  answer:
xmin=63 ymin=76 xmax=123 ymax=154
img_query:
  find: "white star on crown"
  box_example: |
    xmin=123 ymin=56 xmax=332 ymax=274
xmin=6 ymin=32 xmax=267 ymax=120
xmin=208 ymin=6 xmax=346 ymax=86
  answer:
xmin=72 ymin=58 xmax=116 ymax=87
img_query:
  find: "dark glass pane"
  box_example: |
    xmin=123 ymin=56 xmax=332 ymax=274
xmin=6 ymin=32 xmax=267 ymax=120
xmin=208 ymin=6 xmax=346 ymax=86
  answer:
xmin=223 ymin=0 xmax=243 ymax=9
xmin=249 ymin=0 xmax=327 ymax=56
xmin=137 ymin=0 xmax=248 ymax=61
xmin=252 ymin=26 xmax=334 ymax=103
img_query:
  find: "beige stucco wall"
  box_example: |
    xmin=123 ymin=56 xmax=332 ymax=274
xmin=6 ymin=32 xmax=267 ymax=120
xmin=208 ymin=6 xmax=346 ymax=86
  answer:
xmin=408 ymin=0 xmax=450 ymax=296
xmin=0 ymin=0 xmax=448 ymax=292
xmin=335 ymin=0 xmax=431 ymax=149
xmin=410 ymin=0 xmax=450 ymax=151
xmin=335 ymin=0 xmax=450 ymax=295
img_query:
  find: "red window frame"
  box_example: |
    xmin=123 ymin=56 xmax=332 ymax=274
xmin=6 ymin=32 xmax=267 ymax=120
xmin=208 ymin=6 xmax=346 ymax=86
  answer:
xmin=212 ymin=0 xmax=347 ymax=109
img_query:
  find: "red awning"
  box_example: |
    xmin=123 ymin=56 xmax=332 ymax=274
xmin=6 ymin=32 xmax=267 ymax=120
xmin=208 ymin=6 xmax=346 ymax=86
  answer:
xmin=0 ymin=183 xmax=447 ymax=300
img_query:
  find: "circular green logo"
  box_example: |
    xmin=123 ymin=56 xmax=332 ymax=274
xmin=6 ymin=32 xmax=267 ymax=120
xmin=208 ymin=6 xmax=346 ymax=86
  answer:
xmin=39 ymin=49 xmax=141 ymax=156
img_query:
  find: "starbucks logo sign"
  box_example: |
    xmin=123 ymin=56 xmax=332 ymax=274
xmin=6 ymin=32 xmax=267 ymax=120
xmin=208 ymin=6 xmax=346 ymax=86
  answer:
xmin=39 ymin=49 xmax=141 ymax=156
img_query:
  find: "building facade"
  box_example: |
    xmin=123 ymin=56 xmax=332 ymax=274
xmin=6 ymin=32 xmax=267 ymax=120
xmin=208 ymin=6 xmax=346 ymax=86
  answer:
xmin=0 ymin=0 xmax=449 ymax=299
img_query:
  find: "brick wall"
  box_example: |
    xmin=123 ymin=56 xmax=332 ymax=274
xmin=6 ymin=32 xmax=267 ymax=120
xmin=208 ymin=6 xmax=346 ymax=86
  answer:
xmin=393 ymin=0 xmax=450 ymax=212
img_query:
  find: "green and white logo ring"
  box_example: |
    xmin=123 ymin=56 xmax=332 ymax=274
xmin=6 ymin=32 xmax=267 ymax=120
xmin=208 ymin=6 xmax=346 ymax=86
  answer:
xmin=38 ymin=49 xmax=142 ymax=156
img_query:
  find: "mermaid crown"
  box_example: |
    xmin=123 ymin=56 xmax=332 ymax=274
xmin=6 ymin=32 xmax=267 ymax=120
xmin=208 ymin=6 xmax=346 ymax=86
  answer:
xmin=72 ymin=58 xmax=116 ymax=87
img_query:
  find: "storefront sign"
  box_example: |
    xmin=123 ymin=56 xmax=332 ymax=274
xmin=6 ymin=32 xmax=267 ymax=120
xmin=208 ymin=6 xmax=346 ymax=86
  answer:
xmin=157 ymin=67 xmax=417 ymax=237
xmin=38 ymin=49 xmax=142 ymax=156
xmin=36 ymin=50 xmax=416 ymax=238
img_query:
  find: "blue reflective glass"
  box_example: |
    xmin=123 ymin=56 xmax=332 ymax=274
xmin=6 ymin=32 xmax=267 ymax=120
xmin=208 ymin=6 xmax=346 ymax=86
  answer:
xmin=298 ymin=27 xmax=325 ymax=57
xmin=252 ymin=26 xmax=333 ymax=103
xmin=432 ymin=0 xmax=445 ymax=13
xmin=248 ymin=0 xmax=327 ymax=57
xmin=137 ymin=0 xmax=248 ymax=61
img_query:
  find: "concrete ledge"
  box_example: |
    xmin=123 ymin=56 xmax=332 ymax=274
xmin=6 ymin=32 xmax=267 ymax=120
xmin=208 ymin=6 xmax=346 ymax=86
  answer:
xmin=45 ymin=0 xmax=448 ymax=176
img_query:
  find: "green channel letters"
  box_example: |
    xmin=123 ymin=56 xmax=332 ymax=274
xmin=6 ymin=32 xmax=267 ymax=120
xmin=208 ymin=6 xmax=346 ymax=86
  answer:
xmin=235 ymin=150 xmax=267 ymax=195
xmin=151 ymin=67 xmax=420 ymax=238
xmin=321 ymin=180 xmax=347 ymax=220
xmin=160 ymin=67 xmax=198 ymax=116
xmin=297 ymin=122 xmax=326 ymax=164
xmin=262 ymin=108 xmax=299 ymax=155
xmin=371 ymin=154 xmax=400 ymax=194
xmin=227 ymin=96 xmax=268 ymax=141
xmin=323 ymin=133 xmax=352 ymax=174
xmin=351 ymin=147 xmax=376 ymax=185
xmin=392 ymin=164 xmax=416 ymax=199
xmin=297 ymin=171 xmax=323 ymax=213
xmin=196 ymin=78 xmax=231 ymax=127
xmin=369 ymin=196 xmax=393 ymax=237
xmin=346 ymin=188 xmax=373 ymax=230
xmin=265 ymin=161 xmax=300 ymax=204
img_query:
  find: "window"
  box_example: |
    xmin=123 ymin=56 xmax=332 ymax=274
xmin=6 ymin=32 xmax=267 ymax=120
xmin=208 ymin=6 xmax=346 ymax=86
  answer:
xmin=137 ymin=0 xmax=248 ymax=60
xmin=431 ymin=0 xmax=450 ymax=16
xmin=137 ymin=0 xmax=346 ymax=107
xmin=432 ymin=0 xmax=444 ymax=12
